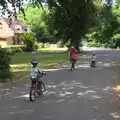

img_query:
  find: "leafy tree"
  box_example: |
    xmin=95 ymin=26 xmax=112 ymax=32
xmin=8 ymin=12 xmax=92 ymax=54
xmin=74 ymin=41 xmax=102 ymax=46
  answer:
xmin=87 ymin=1 xmax=120 ymax=48
xmin=47 ymin=0 xmax=99 ymax=50
xmin=18 ymin=5 xmax=54 ymax=43
xmin=0 ymin=48 xmax=11 ymax=80
xmin=21 ymin=32 xmax=36 ymax=51
xmin=0 ymin=0 xmax=99 ymax=50
xmin=0 ymin=0 xmax=115 ymax=49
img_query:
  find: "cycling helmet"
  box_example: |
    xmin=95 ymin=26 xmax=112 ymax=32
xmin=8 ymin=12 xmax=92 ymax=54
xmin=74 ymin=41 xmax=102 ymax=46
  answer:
xmin=31 ymin=57 xmax=38 ymax=65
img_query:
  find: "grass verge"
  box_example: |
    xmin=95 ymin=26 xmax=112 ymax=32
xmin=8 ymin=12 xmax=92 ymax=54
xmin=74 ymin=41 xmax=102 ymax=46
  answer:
xmin=3 ymin=51 xmax=68 ymax=83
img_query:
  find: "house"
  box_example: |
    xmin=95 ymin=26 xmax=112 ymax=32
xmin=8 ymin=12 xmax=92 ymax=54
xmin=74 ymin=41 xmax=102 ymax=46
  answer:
xmin=0 ymin=17 xmax=27 ymax=47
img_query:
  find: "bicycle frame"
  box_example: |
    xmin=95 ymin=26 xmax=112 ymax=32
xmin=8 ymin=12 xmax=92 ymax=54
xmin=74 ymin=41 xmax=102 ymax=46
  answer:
xmin=29 ymin=72 xmax=46 ymax=101
xmin=32 ymin=82 xmax=38 ymax=96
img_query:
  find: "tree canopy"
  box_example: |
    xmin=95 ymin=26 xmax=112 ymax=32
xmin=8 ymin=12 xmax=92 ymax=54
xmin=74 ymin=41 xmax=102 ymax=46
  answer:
xmin=1 ymin=0 xmax=119 ymax=49
xmin=18 ymin=4 xmax=53 ymax=43
xmin=87 ymin=0 xmax=120 ymax=48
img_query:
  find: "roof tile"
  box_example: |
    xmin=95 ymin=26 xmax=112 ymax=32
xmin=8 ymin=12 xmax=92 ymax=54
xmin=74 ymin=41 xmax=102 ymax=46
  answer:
xmin=3 ymin=18 xmax=27 ymax=33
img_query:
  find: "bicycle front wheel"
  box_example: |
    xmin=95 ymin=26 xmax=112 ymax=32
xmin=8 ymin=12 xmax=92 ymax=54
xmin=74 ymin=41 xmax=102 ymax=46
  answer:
xmin=29 ymin=87 xmax=36 ymax=101
xmin=38 ymin=82 xmax=45 ymax=95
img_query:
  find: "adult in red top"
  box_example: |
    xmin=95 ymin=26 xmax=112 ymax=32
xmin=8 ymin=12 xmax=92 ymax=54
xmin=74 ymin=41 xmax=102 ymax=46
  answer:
xmin=69 ymin=44 xmax=78 ymax=71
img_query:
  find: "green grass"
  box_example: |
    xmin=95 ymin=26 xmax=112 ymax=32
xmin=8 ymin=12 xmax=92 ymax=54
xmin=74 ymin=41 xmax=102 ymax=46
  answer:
xmin=5 ymin=51 xmax=68 ymax=83
xmin=11 ymin=51 xmax=68 ymax=71
xmin=1 ymin=47 xmax=68 ymax=83
xmin=38 ymin=47 xmax=67 ymax=51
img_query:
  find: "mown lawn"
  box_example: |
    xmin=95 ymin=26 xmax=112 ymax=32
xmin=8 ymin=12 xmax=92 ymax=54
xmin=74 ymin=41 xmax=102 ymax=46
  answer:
xmin=11 ymin=51 xmax=68 ymax=71
xmin=4 ymin=51 xmax=68 ymax=83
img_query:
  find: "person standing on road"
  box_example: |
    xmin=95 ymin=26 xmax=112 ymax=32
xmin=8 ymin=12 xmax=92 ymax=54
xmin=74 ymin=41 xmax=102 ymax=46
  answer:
xmin=69 ymin=44 xmax=78 ymax=71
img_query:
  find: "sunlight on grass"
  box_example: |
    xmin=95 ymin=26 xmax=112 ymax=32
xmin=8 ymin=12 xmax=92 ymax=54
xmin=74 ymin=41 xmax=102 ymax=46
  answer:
xmin=113 ymin=85 xmax=120 ymax=97
xmin=10 ymin=51 xmax=68 ymax=72
xmin=113 ymin=85 xmax=120 ymax=91
xmin=6 ymin=51 xmax=68 ymax=82
xmin=38 ymin=48 xmax=67 ymax=51
xmin=11 ymin=64 xmax=29 ymax=72
xmin=10 ymin=60 xmax=67 ymax=72
xmin=11 ymin=51 xmax=68 ymax=65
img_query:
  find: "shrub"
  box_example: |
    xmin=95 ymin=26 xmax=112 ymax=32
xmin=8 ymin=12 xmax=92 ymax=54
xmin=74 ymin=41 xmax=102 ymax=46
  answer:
xmin=87 ymin=41 xmax=101 ymax=47
xmin=111 ymin=34 xmax=120 ymax=48
xmin=39 ymin=43 xmax=45 ymax=48
xmin=34 ymin=42 xmax=39 ymax=50
xmin=22 ymin=32 xmax=36 ymax=52
xmin=10 ymin=46 xmax=23 ymax=53
xmin=0 ymin=48 xmax=11 ymax=81
xmin=57 ymin=41 xmax=64 ymax=48
xmin=4 ymin=46 xmax=24 ymax=55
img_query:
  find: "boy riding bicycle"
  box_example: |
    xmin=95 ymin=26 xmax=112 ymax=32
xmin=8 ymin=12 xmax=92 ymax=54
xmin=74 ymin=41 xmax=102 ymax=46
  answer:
xmin=30 ymin=57 xmax=45 ymax=86
xmin=29 ymin=57 xmax=46 ymax=101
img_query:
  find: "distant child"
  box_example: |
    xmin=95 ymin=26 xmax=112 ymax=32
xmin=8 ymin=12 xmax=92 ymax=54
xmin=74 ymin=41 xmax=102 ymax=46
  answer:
xmin=90 ymin=52 xmax=96 ymax=67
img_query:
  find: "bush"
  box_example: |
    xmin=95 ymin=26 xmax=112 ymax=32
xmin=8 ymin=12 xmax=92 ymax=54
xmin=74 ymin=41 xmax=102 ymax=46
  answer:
xmin=39 ymin=43 xmax=45 ymax=48
xmin=11 ymin=46 xmax=23 ymax=53
xmin=87 ymin=42 xmax=101 ymax=47
xmin=4 ymin=46 xmax=24 ymax=55
xmin=111 ymin=34 xmax=120 ymax=48
xmin=57 ymin=41 xmax=64 ymax=48
xmin=34 ymin=42 xmax=39 ymax=50
xmin=22 ymin=32 xmax=36 ymax=52
xmin=0 ymin=48 xmax=11 ymax=81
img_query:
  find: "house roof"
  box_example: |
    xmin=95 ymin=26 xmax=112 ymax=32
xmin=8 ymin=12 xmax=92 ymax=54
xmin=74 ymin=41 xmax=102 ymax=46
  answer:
xmin=0 ymin=36 xmax=9 ymax=38
xmin=3 ymin=18 xmax=27 ymax=33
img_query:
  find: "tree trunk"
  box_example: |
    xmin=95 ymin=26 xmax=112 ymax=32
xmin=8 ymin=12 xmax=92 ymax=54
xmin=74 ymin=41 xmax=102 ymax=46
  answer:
xmin=70 ymin=30 xmax=82 ymax=52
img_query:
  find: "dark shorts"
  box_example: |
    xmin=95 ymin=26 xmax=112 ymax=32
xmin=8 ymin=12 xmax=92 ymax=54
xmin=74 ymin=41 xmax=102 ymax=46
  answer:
xmin=70 ymin=58 xmax=76 ymax=63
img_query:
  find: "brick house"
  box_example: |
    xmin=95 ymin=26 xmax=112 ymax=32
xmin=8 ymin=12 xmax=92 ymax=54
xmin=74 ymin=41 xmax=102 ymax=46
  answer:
xmin=0 ymin=17 xmax=27 ymax=47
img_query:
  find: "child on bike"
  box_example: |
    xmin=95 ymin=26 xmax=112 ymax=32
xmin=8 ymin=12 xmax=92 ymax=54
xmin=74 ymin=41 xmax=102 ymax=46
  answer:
xmin=30 ymin=57 xmax=44 ymax=83
xmin=90 ymin=52 xmax=97 ymax=68
xmin=29 ymin=58 xmax=46 ymax=100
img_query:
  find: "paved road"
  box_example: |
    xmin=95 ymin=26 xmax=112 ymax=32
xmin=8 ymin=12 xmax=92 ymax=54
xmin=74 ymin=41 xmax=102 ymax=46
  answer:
xmin=0 ymin=49 xmax=120 ymax=120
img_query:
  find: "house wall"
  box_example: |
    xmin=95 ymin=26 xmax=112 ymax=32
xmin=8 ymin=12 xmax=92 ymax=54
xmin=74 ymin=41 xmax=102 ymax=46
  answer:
xmin=0 ymin=18 xmax=26 ymax=47
xmin=14 ymin=34 xmax=23 ymax=45
xmin=6 ymin=37 xmax=13 ymax=45
xmin=0 ymin=37 xmax=13 ymax=47
xmin=0 ymin=18 xmax=14 ymax=47
xmin=0 ymin=18 xmax=14 ymax=37
xmin=0 ymin=39 xmax=7 ymax=47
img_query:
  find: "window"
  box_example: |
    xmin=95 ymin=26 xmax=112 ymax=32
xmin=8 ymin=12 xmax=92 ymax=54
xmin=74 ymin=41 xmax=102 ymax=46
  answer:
xmin=0 ymin=22 xmax=3 ymax=29
xmin=17 ymin=28 xmax=20 ymax=31
xmin=15 ymin=25 xmax=21 ymax=32
xmin=25 ymin=28 xmax=27 ymax=31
